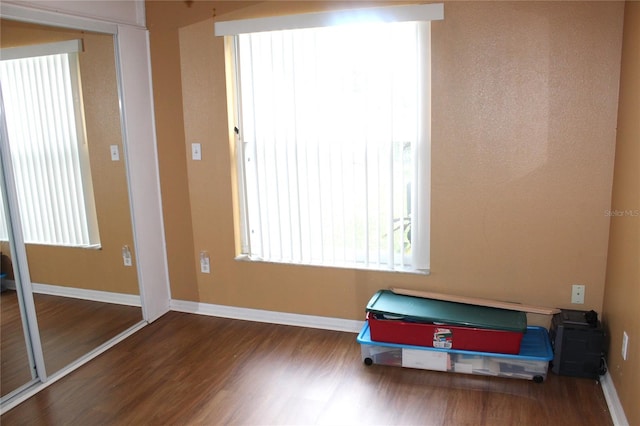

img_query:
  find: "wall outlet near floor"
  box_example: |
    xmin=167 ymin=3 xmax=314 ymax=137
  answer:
xmin=622 ymin=331 xmax=629 ymax=361
xmin=200 ymin=251 xmax=210 ymax=274
xmin=571 ymin=284 xmax=585 ymax=304
xmin=122 ymin=245 xmax=132 ymax=267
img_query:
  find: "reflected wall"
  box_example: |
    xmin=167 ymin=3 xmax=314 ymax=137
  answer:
xmin=0 ymin=18 xmax=142 ymax=397
xmin=1 ymin=20 xmax=139 ymax=295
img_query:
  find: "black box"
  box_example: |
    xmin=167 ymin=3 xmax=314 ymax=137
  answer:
xmin=549 ymin=309 xmax=606 ymax=379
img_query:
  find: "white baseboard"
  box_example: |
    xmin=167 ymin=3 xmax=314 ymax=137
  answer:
xmin=170 ymin=299 xmax=364 ymax=333
xmin=601 ymin=370 xmax=630 ymax=426
xmin=3 ymin=280 xmax=141 ymax=307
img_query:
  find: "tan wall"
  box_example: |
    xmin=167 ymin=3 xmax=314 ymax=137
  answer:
xmin=145 ymin=1 xmax=262 ymax=301
xmin=602 ymin=2 xmax=640 ymax=424
xmin=147 ymin=1 xmax=623 ymax=323
xmin=1 ymin=20 xmax=138 ymax=294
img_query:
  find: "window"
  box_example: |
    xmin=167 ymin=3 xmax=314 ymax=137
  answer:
xmin=0 ymin=40 xmax=100 ymax=247
xmin=218 ymin=4 xmax=443 ymax=273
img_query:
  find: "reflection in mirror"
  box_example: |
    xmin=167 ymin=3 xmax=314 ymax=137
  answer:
xmin=0 ymin=179 xmax=37 ymax=398
xmin=0 ymin=20 xmax=142 ymax=378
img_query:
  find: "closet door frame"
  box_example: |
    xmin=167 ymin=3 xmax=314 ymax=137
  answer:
xmin=0 ymin=0 xmax=171 ymax=412
xmin=0 ymin=84 xmax=47 ymax=391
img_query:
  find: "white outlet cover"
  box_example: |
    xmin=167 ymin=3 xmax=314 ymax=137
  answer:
xmin=622 ymin=331 xmax=629 ymax=361
xmin=200 ymin=258 xmax=210 ymax=273
xmin=571 ymin=284 xmax=585 ymax=304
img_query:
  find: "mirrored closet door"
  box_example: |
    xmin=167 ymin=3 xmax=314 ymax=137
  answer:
xmin=0 ymin=149 xmax=40 ymax=399
xmin=0 ymin=18 xmax=143 ymax=402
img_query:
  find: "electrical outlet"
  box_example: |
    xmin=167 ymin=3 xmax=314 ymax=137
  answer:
xmin=571 ymin=284 xmax=585 ymax=304
xmin=200 ymin=251 xmax=210 ymax=274
xmin=622 ymin=331 xmax=629 ymax=361
xmin=122 ymin=245 xmax=132 ymax=267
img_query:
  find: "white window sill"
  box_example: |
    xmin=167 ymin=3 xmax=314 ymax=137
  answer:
xmin=234 ymin=254 xmax=430 ymax=276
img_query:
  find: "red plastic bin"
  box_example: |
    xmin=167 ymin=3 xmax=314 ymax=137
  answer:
xmin=367 ymin=312 xmax=524 ymax=354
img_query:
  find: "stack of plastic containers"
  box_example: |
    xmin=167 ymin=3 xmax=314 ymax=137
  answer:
xmin=357 ymin=290 xmax=554 ymax=382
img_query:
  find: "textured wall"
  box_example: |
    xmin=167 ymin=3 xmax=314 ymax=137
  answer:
xmin=147 ymin=1 xmax=624 ymax=323
xmin=1 ymin=20 xmax=138 ymax=294
xmin=603 ymin=2 xmax=640 ymax=424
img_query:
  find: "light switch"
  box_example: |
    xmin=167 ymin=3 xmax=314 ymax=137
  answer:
xmin=192 ymin=143 xmax=202 ymax=161
xmin=110 ymin=145 xmax=120 ymax=161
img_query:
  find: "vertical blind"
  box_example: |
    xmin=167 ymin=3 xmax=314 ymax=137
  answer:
xmin=233 ymin=20 xmax=431 ymax=272
xmin=0 ymin=42 xmax=99 ymax=247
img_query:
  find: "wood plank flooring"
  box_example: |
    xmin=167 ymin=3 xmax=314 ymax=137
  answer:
xmin=0 ymin=290 xmax=33 ymax=395
xmin=1 ymin=290 xmax=142 ymax=397
xmin=1 ymin=311 xmax=612 ymax=425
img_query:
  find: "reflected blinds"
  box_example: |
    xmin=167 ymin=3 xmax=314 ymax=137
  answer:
xmin=0 ymin=43 xmax=99 ymax=247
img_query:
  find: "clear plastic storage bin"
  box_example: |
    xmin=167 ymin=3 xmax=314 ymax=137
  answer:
xmin=358 ymin=322 xmax=553 ymax=383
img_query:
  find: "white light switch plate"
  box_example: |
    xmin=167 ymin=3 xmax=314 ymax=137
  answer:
xmin=192 ymin=143 xmax=202 ymax=160
xmin=110 ymin=145 xmax=120 ymax=161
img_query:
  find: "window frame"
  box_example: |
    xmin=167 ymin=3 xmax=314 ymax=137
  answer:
xmin=219 ymin=4 xmax=443 ymax=274
xmin=0 ymin=40 xmax=101 ymax=248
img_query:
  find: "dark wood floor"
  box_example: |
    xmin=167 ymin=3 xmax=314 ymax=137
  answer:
xmin=0 ymin=290 xmax=33 ymax=394
xmin=1 ymin=311 xmax=611 ymax=425
xmin=1 ymin=290 xmax=142 ymax=397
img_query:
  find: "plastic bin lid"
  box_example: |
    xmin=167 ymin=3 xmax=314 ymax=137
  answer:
xmin=366 ymin=290 xmax=527 ymax=333
xmin=357 ymin=323 xmax=552 ymax=361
